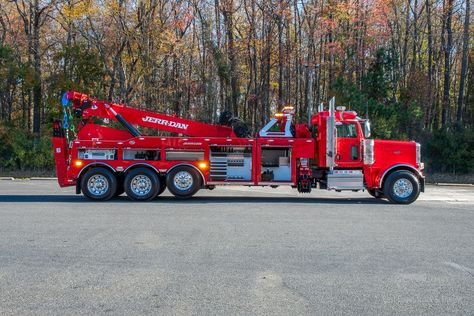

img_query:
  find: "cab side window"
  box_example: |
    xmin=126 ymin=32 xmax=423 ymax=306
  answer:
xmin=312 ymin=124 xmax=318 ymax=138
xmin=336 ymin=123 xmax=358 ymax=138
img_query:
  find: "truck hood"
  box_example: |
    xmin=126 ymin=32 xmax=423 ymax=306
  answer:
xmin=373 ymin=139 xmax=419 ymax=168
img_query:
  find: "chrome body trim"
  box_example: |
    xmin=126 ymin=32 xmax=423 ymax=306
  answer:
xmin=167 ymin=163 xmax=206 ymax=186
xmin=206 ymin=181 xmax=255 ymax=185
xmin=416 ymin=142 xmax=421 ymax=165
xmin=379 ymin=164 xmax=423 ymax=187
xmin=77 ymin=162 xmax=116 ymax=179
xmin=123 ymin=163 xmax=160 ymax=174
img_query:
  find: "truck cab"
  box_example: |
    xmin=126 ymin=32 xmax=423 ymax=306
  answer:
xmin=309 ymin=100 xmax=424 ymax=203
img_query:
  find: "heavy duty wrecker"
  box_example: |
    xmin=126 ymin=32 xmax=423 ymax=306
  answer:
xmin=53 ymin=91 xmax=424 ymax=204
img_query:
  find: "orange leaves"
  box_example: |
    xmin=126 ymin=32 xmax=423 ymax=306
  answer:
xmin=173 ymin=8 xmax=195 ymax=33
xmin=316 ymin=0 xmax=394 ymax=60
xmin=272 ymin=0 xmax=293 ymax=20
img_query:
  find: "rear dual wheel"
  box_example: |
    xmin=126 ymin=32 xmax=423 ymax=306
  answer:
xmin=81 ymin=167 xmax=160 ymax=201
xmin=81 ymin=166 xmax=201 ymax=201
xmin=156 ymin=176 xmax=167 ymax=197
xmin=125 ymin=166 xmax=200 ymax=199
xmin=81 ymin=167 xmax=117 ymax=201
xmin=124 ymin=168 xmax=161 ymax=201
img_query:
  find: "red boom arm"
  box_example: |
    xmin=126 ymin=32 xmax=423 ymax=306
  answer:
xmin=64 ymin=91 xmax=236 ymax=138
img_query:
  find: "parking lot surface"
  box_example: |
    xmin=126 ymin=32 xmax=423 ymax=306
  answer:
xmin=0 ymin=180 xmax=473 ymax=315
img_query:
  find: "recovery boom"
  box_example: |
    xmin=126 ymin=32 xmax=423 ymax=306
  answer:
xmin=63 ymin=91 xmax=236 ymax=138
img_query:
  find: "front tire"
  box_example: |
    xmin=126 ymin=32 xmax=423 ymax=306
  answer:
xmin=81 ymin=167 xmax=117 ymax=201
xmin=383 ymin=170 xmax=420 ymax=204
xmin=166 ymin=166 xmax=201 ymax=198
xmin=124 ymin=168 xmax=160 ymax=201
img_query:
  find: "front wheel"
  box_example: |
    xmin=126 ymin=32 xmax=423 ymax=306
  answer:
xmin=383 ymin=170 xmax=420 ymax=204
xmin=166 ymin=166 xmax=201 ymax=198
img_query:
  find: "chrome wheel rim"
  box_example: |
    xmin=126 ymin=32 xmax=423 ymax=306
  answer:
xmin=130 ymin=175 xmax=153 ymax=196
xmin=393 ymin=178 xmax=413 ymax=198
xmin=87 ymin=175 xmax=109 ymax=196
xmin=174 ymin=171 xmax=193 ymax=191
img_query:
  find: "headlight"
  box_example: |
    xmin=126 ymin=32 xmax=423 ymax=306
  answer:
xmin=416 ymin=142 xmax=421 ymax=165
xmin=363 ymin=139 xmax=375 ymax=165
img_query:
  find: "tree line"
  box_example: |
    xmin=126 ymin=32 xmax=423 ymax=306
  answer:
xmin=0 ymin=0 xmax=472 ymax=174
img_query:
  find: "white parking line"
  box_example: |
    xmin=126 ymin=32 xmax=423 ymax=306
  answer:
xmin=444 ymin=262 xmax=474 ymax=276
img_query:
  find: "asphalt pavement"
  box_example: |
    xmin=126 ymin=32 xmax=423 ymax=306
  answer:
xmin=0 ymin=180 xmax=473 ymax=315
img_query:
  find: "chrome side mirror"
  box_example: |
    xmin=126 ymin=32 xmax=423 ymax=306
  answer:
xmin=363 ymin=120 xmax=371 ymax=138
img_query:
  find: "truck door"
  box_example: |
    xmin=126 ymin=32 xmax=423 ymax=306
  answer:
xmin=335 ymin=122 xmax=362 ymax=168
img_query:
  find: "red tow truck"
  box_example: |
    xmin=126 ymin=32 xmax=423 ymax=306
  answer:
xmin=53 ymin=91 xmax=424 ymax=204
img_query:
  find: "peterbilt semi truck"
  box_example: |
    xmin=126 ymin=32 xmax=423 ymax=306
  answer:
xmin=52 ymin=91 xmax=424 ymax=204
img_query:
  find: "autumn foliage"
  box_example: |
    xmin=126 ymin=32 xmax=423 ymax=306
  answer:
xmin=0 ymin=0 xmax=472 ymax=174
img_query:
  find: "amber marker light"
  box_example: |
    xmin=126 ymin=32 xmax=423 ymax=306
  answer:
xmin=275 ymin=113 xmax=284 ymax=118
xmin=198 ymin=161 xmax=208 ymax=170
xmin=73 ymin=160 xmax=83 ymax=168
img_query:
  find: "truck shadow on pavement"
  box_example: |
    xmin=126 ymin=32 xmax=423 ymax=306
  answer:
xmin=0 ymin=195 xmax=390 ymax=205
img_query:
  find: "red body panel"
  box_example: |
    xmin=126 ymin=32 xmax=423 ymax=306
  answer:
xmin=77 ymin=123 xmax=132 ymax=141
xmin=52 ymin=136 xmax=70 ymax=187
xmin=335 ymin=121 xmax=364 ymax=168
xmin=65 ymin=132 xmax=315 ymax=186
xmin=363 ymin=140 xmax=420 ymax=188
